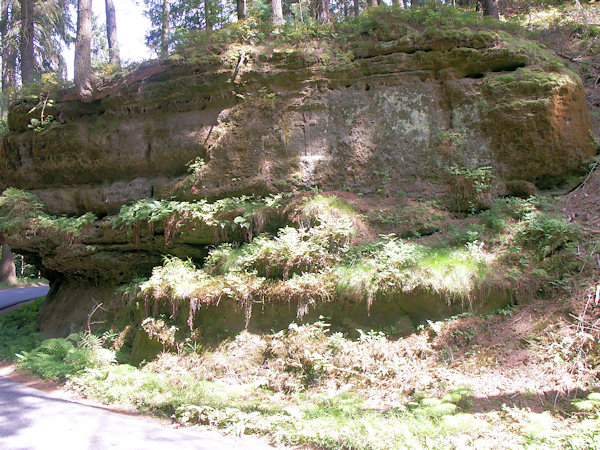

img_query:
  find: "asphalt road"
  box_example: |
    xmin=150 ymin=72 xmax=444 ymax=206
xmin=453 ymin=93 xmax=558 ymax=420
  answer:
xmin=0 ymin=376 xmax=275 ymax=450
xmin=0 ymin=286 xmax=50 ymax=310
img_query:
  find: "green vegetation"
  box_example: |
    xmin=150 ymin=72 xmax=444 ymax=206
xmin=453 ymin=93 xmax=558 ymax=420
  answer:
xmin=448 ymin=166 xmax=495 ymax=213
xmin=4 ymin=311 xmax=600 ymax=449
xmin=0 ymin=188 xmax=97 ymax=237
xmin=174 ymin=5 xmax=526 ymax=55
xmin=373 ymin=201 xmax=446 ymax=238
xmin=17 ymin=333 xmax=116 ymax=381
xmin=514 ymin=211 xmax=580 ymax=259
xmin=112 ymin=194 xmax=291 ymax=245
xmin=0 ymin=297 xmax=43 ymax=360
xmin=140 ymin=194 xmax=497 ymax=326
xmin=1 ymin=1 xmax=599 ymax=448
xmin=134 ymin=190 xmax=584 ymax=336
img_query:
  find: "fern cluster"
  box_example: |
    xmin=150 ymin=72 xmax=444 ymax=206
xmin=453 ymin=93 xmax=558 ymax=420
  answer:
xmin=0 ymin=188 xmax=97 ymax=236
xmin=17 ymin=332 xmax=116 ymax=380
xmin=112 ymin=194 xmax=291 ymax=245
xmin=515 ymin=211 xmax=580 ymax=259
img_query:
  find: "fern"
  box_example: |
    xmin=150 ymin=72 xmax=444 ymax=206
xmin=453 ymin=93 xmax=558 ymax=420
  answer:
xmin=112 ymin=194 xmax=291 ymax=245
xmin=515 ymin=212 xmax=580 ymax=259
xmin=16 ymin=332 xmax=116 ymax=380
xmin=0 ymin=188 xmax=97 ymax=236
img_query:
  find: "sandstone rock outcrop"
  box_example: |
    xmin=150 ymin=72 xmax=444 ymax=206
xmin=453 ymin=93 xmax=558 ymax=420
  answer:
xmin=0 ymin=21 xmax=595 ymax=337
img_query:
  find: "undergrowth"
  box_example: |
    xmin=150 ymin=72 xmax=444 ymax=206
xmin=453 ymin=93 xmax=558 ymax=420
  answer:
xmin=4 ymin=285 xmax=600 ymax=449
xmin=140 ymin=198 xmax=496 ymax=328
xmin=16 ymin=332 xmax=116 ymax=381
xmin=13 ymin=319 xmax=600 ymax=449
xmin=139 ymin=192 xmax=584 ymax=332
xmin=0 ymin=188 xmax=97 ymax=238
xmin=173 ymin=4 xmax=527 ymax=54
xmin=0 ymin=297 xmax=44 ymax=360
xmin=112 ymin=194 xmax=290 ymax=246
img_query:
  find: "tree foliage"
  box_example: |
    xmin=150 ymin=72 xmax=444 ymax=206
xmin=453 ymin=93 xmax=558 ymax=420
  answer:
xmin=140 ymin=0 xmax=505 ymax=57
xmin=1 ymin=0 xmax=73 ymax=90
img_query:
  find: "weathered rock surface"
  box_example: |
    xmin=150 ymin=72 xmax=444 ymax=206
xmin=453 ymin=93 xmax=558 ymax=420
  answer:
xmin=3 ymin=29 xmax=594 ymax=216
xmin=0 ymin=24 xmax=596 ymax=340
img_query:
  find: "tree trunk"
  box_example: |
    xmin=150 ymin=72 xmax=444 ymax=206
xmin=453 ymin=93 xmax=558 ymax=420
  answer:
xmin=75 ymin=0 xmax=93 ymax=100
xmin=317 ymin=0 xmax=329 ymax=23
xmin=236 ymin=0 xmax=246 ymax=21
xmin=353 ymin=0 xmax=359 ymax=16
xmin=20 ymin=0 xmax=35 ymax=86
xmin=105 ymin=0 xmax=120 ymax=65
xmin=481 ymin=0 xmax=499 ymax=19
xmin=0 ymin=243 xmax=17 ymax=286
xmin=204 ymin=0 xmax=212 ymax=30
xmin=1 ymin=0 xmax=16 ymax=95
xmin=271 ymin=0 xmax=283 ymax=25
xmin=160 ymin=0 xmax=170 ymax=57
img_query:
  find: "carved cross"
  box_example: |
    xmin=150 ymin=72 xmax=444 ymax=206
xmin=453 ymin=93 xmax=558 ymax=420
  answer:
xmin=302 ymin=112 xmax=317 ymax=156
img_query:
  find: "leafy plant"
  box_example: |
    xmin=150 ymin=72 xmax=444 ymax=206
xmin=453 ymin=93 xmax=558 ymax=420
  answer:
xmin=112 ymin=194 xmax=290 ymax=245
xmin=514 ymin=212 xmax=580 ymax=259
xmin=16 ymin=332 xmax=116 ymax=380
xmin=0 ymin=189 xmax=97 ymax=237
xmin=0 ymin=297 xmax=44 ymax=360
xmin=448 ymin=166 xmax=495 ymax=213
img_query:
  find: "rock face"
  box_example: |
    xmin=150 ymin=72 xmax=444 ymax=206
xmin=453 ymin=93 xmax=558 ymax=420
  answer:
xmin=0 ymin=24 xmax=596 ymax=338
xmin=3 ymin=29 xmax=594 ymax=216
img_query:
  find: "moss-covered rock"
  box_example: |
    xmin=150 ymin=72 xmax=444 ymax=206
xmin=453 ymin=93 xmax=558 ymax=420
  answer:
xmin=0 ymin=14 xmax=594 ymax=337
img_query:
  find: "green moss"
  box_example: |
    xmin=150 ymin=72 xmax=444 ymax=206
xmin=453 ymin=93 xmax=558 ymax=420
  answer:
xmin=481 ymin=65 xmax=579 ymax=114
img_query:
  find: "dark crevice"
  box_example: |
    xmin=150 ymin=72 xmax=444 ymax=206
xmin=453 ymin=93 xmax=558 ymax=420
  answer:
xmin=353 ymin=47 xmax=433 ymax=60
xmin=491 ymin=62 xmax=527 ymax=73
xmin=145 ymin=141 xmax=152 ymax=160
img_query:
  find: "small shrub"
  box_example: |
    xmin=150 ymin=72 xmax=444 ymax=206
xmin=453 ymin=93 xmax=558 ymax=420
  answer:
xmin=0 ymin=188 xmax=44 ymax=232
xmin=448 ymin=166 xmax=495 ymax=213
xmin=489 ymin=196 xmax=536 ymax=220
xmin=573 ymin=393 xmax=600 ymax=412
xmin=112 ymin=194 xmax=290 ymax=245
xmin=17 ymin=332 xmax=116 ymax=380
xmin=479 ymin=209 xmax=506 ymax=232
xmin=447 ymin=224 xmax=486 ymax=246
xmin=514 ymin=212 xmax=580 ymax=259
